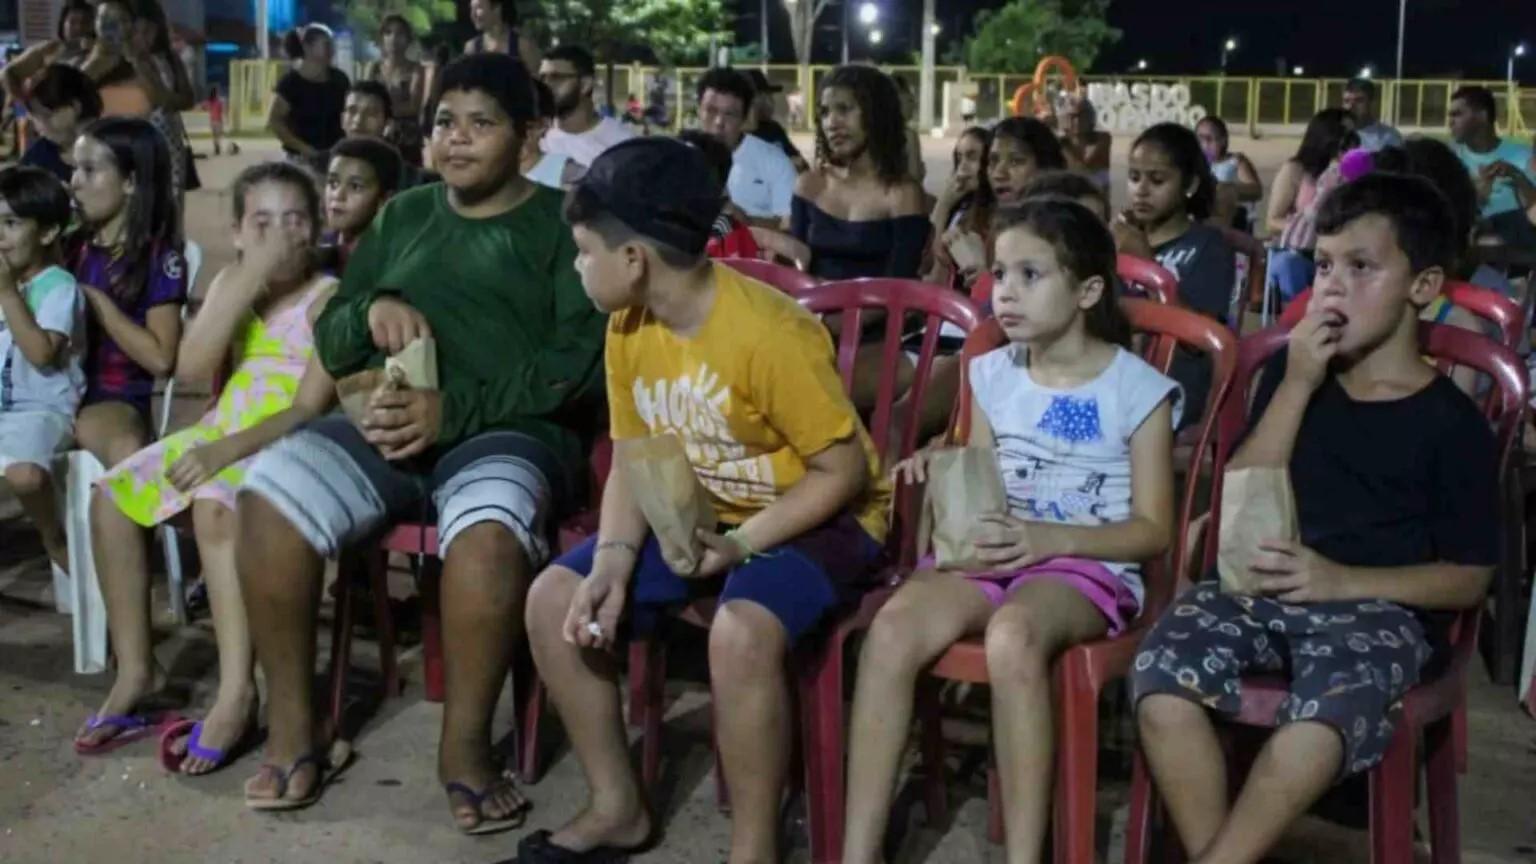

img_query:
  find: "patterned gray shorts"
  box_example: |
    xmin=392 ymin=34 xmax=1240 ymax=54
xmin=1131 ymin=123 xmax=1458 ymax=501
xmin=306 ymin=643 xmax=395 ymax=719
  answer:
xmin=1130 ymin=585 xmax=1432 ymax=776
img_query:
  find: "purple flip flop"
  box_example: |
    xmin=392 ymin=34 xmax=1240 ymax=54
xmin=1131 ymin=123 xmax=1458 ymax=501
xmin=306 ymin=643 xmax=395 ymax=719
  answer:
xmin=159 ymin=719 xmax=243 ymax=774
xmin=74 ymin=712 xmax=175 ymax=756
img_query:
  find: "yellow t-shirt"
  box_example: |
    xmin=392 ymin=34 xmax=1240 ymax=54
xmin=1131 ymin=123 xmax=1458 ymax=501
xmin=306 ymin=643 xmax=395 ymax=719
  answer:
xmin=606 ymin=263 xmax=891 ymax=543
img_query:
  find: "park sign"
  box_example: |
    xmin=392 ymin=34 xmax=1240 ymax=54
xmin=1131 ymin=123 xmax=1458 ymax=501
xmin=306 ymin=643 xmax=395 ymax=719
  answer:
xmin=1086 ymin=81 xmax=1209 ymax=133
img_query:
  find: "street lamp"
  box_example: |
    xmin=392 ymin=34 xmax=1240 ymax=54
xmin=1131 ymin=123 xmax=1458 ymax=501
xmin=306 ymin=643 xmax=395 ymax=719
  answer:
xmin=1136 ymin=59 xmax=1148 ymax=72
xmin=1359 ymin=65 xmax=1373 ymax=79
xmin=858 ymin=2 xmax=878 ymax=25
xmin=1292 ymin=65 xmax=1305 ymax=76
xmin=1510 ymin=43 xmax=1527 ymax=89
xmin=930 ymin=22 xmax=941 ymax=36
xmin=1220 ymin=36 xmax=1238 ymax=74
xmin=869 ymin=29 xmax=883 ymax=44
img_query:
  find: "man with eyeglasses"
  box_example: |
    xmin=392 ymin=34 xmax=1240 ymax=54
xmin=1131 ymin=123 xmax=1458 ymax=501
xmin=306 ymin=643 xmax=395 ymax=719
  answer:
xmin=696 ymin=67 xmax=798 ymax=228
xmin=538 ymin=45 xmax=635 ymax=168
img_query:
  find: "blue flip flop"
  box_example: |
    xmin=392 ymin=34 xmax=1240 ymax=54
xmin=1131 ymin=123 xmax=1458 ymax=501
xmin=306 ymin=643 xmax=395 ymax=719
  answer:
xmin=445 ymin=772 xmax=530 ymax=835
xmin=159 ymin=719 xmax=252 ymax=774
xmin=244 ymin=742 xmax=354 ymax=812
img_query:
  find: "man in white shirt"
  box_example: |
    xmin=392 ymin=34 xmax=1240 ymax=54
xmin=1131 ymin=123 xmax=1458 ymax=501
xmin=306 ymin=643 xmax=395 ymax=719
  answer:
xmin=696 ymin=67 xmax=799 ymax=227
xmin=538 ymin=45 xmax=635 ymax=168
xmin=1341 ymin=78 xmax=1403 ymax=152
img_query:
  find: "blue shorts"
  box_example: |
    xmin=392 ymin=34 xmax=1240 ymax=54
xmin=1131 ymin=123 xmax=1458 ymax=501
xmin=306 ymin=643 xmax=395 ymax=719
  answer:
xmin=554 ymin=511 xmax=884 ymax=645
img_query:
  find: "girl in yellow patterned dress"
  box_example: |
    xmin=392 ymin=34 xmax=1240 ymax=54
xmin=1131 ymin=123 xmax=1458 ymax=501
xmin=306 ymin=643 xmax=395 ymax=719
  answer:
xmin=77 ymin=163 xmax=338 ymax=770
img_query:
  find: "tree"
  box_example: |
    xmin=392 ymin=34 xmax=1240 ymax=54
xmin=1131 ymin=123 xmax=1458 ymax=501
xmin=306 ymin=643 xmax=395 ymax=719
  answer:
xmin=964 ymin=0 xmax=1121 ymax=75
xmin=786 ymin=0 xmax=833 ymax=68
xmin=534 ymin=0 xmax=728 ymax=66
xmin=344 ymin=0 xmax=458 ymax=49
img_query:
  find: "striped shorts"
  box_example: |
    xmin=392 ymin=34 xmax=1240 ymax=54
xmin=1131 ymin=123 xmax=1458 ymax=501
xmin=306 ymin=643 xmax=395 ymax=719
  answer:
xmin=242 ymin=414 xmax=558 ymax=564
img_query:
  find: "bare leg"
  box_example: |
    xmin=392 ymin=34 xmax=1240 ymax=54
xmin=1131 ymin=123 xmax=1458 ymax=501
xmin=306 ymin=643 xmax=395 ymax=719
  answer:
xmin=710 ymin=600 xmax=797 ymax=864
xmin=74 ymin=402 xmax=155 ymax=748
xmin=176 ymin=499 xmax=256 ymax=774
xmin=842 ymin=570 xmax=994 ymax=863
xmin=1192 ymin=722 xmax=1342 ymax=864
xmin=237 ymin=491 xmax=328 ymax=804
xmin=851 ymin=342 xmax=915 ymax=418
xmin=437 ymin=523 xmax=530 ymax=828
xmin=885 ymin=355 xmax=963 ymax=461
xmin=4 ymin=463 xmax=67 ymax=570
xmin=987 ymin=580 xmax=1107 ymax=864
xmin=525 ymin=566 xmax=650 ymax=851
xmin=1136 ymin=694 xmax=1231 ymax=858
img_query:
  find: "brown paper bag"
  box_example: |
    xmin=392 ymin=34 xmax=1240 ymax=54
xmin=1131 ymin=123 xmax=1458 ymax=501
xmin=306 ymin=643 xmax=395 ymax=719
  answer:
xmin=386 ymin=336 xmax=438 ymax=390
xmin=335 ymin=337 xmax=439 ymax=427
xmin=923 ymin=446 xmax=1009 ymax=571
xmin=618 ymin=434 xmax=717 ymax=575
xmin=1217 ymin=466 xmax=1298 ymax=595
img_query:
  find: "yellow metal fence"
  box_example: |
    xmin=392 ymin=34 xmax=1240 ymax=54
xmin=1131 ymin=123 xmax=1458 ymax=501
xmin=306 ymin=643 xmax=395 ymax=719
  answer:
xmin=228 ymin=60 xmax=1531 ymax=139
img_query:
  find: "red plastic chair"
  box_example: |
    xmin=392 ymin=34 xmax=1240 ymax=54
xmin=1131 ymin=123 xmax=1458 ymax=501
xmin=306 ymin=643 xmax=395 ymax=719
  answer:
xmin=970 ymin=256 xmax=1180 ymax=309
xmin=1123 ymin=322 xmax=1527 ymax=864
xmin=1117 ymin=254 xmax=1181 ymax=306
xmin=720 ymin=257 xmax=823 ymax=296
xmin=1216 ymin=227 xmax=1266 ymax=334
xmin=327 ymin=435 xmax=613 ymax=783
xmin=915 ymin=297 xmax=1237 ymax=862
xmin=624 ymin=278 xmax=984 ymax=863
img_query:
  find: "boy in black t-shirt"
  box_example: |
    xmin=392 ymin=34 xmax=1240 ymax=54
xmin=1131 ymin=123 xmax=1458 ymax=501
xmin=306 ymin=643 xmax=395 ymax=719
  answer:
xmin=1129 ymin=174 xmax=1499 ymax=863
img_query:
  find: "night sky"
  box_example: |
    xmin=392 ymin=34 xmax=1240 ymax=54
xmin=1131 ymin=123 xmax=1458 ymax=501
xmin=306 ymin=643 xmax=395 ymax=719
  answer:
xmin=743 ymin=0 xmax=1536 ymax=81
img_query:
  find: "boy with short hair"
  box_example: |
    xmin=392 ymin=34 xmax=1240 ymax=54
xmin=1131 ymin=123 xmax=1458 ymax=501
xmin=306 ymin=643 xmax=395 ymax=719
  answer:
xmin=323 ymin=135 xmax=403 ymax=272
xmin=1130 ymin=173 xmax=1500 ymax=863
xmin=341 ymin=80 xmax=392 ymax=140
xmin=0 ymin=166 xmax=86 ymax=577
xmin=23 ymin=63 xmax=102 ymax=183
xmin=516 ymin=138 xmax=889 ymax=864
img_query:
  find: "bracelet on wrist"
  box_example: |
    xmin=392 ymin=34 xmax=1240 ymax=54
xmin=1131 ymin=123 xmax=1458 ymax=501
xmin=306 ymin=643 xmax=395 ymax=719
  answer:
xmin=723 ymin=528 xmax=758 ymax=562
xmin=595 ymin=540 xmax=640 ymax=557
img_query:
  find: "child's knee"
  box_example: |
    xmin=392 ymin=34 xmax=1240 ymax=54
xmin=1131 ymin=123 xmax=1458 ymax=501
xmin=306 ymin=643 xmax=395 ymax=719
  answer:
xmin=525 ymin=566 xmax=580 ymax=636
xmin=1137 ymin=693 xmax=1206 ymax=738
xmin=862 ymin=601 xmax=935 ymax=673
xmin=709 ymin=602 xmax=787 ymax=682
xmin=3 ymin=462 xmax=52 ymax=495
xmin=983 ymin=606 xmax=1052 ymax=682
xmin=191 ymin=500 xmax=235 ymax=545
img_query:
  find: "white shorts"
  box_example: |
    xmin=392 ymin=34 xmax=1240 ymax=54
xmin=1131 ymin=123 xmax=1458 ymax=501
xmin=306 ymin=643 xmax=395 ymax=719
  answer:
xmin=0 ymin=410 xmax=73 ymax=473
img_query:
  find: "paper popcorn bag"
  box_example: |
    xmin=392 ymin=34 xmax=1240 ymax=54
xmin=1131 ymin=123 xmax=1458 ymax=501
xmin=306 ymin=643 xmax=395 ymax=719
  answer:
xmin=618 ymin=434 xmax=717 ymax=575
xmin=1217 ymin=466 xmax=1298 ymax=595
xmin=336 ymin=337 xmax=439 ymax=427
xmin=923 ymin=446 xmax=1009 ymax=571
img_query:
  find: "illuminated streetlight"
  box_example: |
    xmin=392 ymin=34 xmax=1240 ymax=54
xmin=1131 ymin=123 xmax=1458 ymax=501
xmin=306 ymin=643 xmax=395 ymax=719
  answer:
xmin=1224 ymin=38 xmax=1237 ymax=51
xmin=1292 ymin=65 xmax=1304 ymax=76
xmin=1511 ymin=43 xmax=1528 ymax=88
xmin=869 ymin=29 xmax=883 ymax=44
xmin=1136 ymin=59 xmax=1148 ymax=71
xmin=858 ymin=2 xmax=878 ymax=25
xmin=1220 ymin=36 xmax=1238 ymax=74
xmin=1359 ymin=65 xmax=1373 ymax=79
xmin=930 ymin=22 xmax=941 ymax=36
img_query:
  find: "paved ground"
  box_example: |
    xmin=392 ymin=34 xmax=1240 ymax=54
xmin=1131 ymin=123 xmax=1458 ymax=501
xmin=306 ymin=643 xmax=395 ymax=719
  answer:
xmin=1 ymin=133 xmax=1534 ymax=864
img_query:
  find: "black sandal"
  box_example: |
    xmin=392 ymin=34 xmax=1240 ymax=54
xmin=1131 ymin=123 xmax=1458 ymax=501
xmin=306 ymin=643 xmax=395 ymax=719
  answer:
xmin=509 ymin=829 xmax=653 ymax=863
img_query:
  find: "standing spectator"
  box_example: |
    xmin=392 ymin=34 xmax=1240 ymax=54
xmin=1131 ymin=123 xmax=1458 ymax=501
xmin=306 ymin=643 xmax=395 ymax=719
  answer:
xmin=538 ymin=46 xmax=635 ymax=168
xmin=1341 ymin=77 xmax=1402 ymax=152
xmin=745 ymin=69 xmax=807 ymax=172
xmin=464 ymin=0 xmax=540 ymax=75
xmin=0 ymin=0 xmax=95 ymax=102
xmin=695 ymin=67 xmax=798 ymax=228
xmin=267 ymin=25 xmax=350 ymax=160
xmin=128 ymin=0 xmax=196 ymax=204
xmin=365 ymin=15 xmax=425 ymax=166
xmin=205 ymin=83 xmax=228 ymax=155
xmin=1448 ymin=85 xmax=1536 ymax=250
xmin=22 ymin=64 xmax=102 ymax=183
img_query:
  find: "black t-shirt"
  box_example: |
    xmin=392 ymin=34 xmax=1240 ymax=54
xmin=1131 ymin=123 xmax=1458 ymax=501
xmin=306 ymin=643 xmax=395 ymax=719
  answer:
xmin=1157 ymin=223 xmax=1236 ymax=428
xmin=753 ymin=118 xmax=803 ymax=165
xmin=275 ymin=68 xmax=351 ymax=154
xmin=1244 ymin=355 xmax=1500 ymax=635
xmin=21 ymin=138 xmax=72 ymax=183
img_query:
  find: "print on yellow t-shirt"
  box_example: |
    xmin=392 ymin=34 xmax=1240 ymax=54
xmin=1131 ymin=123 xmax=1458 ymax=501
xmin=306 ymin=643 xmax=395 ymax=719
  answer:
xmin=606 ymin=263 xmax=891 ymax=543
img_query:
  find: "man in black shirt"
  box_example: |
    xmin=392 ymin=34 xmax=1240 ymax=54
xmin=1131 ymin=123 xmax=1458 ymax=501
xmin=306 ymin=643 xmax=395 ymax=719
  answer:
xmin=745 ymin=69 xmax=807 ymax=173
xmin=1130 ymin=174 xmax=1500 ymax=863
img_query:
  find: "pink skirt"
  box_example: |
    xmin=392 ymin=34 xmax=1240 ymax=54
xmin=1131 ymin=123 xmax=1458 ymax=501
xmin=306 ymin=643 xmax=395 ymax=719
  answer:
xmin=920 ymin=555 xmax=1141 ymax=637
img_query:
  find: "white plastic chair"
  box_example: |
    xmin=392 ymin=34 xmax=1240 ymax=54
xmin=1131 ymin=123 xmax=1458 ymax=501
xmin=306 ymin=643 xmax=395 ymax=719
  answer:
xmin=60 ymin=240 xmax=203 ymax=672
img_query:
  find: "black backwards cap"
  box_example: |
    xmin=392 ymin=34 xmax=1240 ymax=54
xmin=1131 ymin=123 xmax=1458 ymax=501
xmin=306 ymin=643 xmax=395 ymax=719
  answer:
xmin=575 ymin=137 xmax=725 ymax=257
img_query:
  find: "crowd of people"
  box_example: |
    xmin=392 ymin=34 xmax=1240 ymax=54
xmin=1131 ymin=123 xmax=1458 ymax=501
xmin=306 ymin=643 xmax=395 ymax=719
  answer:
xmin=0 ymin=8 xmax=1530 ymax=863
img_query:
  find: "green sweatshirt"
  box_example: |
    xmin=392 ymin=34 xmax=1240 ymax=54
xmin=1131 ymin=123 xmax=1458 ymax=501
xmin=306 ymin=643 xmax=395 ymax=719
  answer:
xmin=314 ymin=182 xmax=606 ymax=489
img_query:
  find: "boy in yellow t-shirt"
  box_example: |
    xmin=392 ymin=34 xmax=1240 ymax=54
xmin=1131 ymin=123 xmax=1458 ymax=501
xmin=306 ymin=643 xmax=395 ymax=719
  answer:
xmin=519 ymin=138 xmax=889 ymax=864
